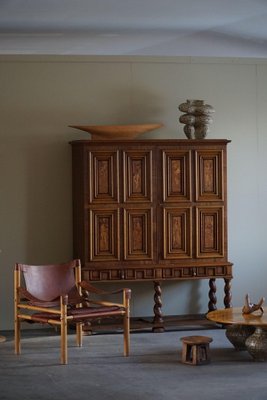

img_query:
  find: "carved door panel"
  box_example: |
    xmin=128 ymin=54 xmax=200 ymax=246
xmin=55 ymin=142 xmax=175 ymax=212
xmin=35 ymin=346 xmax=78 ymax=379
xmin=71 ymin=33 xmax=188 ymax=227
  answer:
xmin=195 ymin=150 xmax=223 ymax=201
xmin=196 ymin=206 xmax=224 ymax=258
xmin=123 ymin=150 xmax=152 ymax=202
xmin=162 ymin=150 xmax=191 ymax=202
xmin=123 ymin=208 xmax=153 ymax=260
xmin=88 ymin=150 xmax=119 ymax=203
xmin=89 ymin=209 xmax=120 ymax=261
xmin=163 ymin=207 xmax=192 ymax=259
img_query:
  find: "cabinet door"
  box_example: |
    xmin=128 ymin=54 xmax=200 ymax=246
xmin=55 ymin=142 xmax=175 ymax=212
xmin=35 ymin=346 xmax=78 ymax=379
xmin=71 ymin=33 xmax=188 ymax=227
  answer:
xmin=161 ymin=149 xmax=192 ymax=260
xmin=87 ymin=150 xmax=120 ymax=262
xmin=195 ymin=150 xmax=223 ymax=201
xmin=196 ymin=206 xmax=224 ymax=258
xmin=123 ymin=208 xmax=153 ymax=260
xmin=122 ymin=149 xmax=155 ymax=261
xmin=89 ymin=208 xmax=120 ymax=261
xmin=88 ymin=150 xmax=119 ymax=203
xmin=123 ymin=150 xmax=152 ymax=202
xmin=195 ymin=149 xmax=225 ymax=258
xmin=163 ymin=207 xmax=192 ymax=259
xmin=162 ymin=150 xmax=191 ymax=202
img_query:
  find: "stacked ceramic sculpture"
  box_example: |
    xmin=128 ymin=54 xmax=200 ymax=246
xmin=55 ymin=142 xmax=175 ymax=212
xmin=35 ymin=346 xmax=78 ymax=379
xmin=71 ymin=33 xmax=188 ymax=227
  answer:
xmin=178 ymin=99 xmax=215 ymax=139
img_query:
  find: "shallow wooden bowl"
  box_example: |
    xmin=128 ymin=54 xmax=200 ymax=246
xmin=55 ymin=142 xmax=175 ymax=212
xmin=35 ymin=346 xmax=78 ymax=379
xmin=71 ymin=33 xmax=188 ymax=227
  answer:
xmin=69 ymin=123 xmax=163 ymax=139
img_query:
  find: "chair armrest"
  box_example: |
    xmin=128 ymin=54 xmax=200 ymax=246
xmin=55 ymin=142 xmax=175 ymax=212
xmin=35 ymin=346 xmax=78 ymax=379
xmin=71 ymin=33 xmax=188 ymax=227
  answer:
xmin=18 ymin=287 xmax=69 ymax=308
xmin=18 ymin=287 xmax=44 ymax=303
xmin=79 ymin=280 xmax=131 ymax=299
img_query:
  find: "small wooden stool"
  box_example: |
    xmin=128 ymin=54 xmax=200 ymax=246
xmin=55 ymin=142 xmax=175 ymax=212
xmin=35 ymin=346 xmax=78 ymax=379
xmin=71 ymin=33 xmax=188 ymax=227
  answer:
xmin=180 ymin=335 xmax=213 ymax=365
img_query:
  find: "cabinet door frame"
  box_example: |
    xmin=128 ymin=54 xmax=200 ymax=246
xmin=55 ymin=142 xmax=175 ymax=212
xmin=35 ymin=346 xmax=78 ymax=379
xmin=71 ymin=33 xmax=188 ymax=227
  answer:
xmin=162 ymin=206 xmax=193 ymax=259
xmin=89 ymin=208 xmax=120 ymax=261
xmin=123 ymin=207 xmax=154 ymax=260
xmin=195 ymin=149 xmax=224 ymax=202
xmin=122 ymin=149 xmax=153 ymax=203
xmin=196 ymin=206 xmax=224 ymax=258
xmin=88 ymin=150 xmax=120 ymax=204
xmin=162 ymin=149 xmax=192 ymax=203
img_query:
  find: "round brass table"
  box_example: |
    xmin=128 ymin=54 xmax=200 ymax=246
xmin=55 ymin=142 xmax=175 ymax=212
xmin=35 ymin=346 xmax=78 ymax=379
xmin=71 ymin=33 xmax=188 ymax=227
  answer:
xmin=207 ymin=307 xmax=267 ymax=361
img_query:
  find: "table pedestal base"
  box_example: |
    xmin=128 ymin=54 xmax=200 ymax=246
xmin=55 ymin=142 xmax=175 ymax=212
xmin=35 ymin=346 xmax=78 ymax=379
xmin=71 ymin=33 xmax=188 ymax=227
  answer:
xmin=225 ymin=325 xmax=267 ymax=361
xmin=245 ymin=327 xmax=267 ymax=362
xmin=226 ymin=325 xmax=255 ymax=351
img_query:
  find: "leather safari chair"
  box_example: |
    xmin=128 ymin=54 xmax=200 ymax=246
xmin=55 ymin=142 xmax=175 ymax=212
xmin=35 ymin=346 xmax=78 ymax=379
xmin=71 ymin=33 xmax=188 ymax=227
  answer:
xmin=14 ymin=259 xmax=131 ymax=364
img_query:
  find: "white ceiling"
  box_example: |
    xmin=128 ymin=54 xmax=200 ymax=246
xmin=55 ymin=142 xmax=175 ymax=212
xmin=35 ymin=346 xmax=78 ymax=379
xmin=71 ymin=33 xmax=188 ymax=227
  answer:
xmin=1 ymin=0 xmax=267 ymax=57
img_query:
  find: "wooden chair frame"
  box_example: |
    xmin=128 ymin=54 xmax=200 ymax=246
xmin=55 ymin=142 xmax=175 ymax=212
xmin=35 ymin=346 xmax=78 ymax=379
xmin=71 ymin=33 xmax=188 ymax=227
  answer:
xmin=14 ymin=259 xmax=131 ymax=364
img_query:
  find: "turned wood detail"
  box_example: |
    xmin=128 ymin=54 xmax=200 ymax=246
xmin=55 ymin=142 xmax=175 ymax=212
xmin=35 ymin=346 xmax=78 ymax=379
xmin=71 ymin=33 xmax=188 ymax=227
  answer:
xmin=224 ymin=278 xmax=232 ymax=308
xmin=153 ymin=281 xmax=164 ymax=332
xmin=208 ymin=278 xmax=217 ymax=311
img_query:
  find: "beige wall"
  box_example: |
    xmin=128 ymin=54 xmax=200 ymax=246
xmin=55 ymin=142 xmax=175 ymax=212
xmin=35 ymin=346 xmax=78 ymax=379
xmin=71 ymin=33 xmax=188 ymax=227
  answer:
xmin=1 ymin=55 xmax=267 ymax=330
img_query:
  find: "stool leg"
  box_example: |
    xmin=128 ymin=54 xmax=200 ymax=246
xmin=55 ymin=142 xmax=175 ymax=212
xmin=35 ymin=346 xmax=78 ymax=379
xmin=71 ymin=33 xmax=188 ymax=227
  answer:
xmin=192 ymin=345 xmax=197 ymax=365
xmin=197 ymin=344 xmax=210 ymax=365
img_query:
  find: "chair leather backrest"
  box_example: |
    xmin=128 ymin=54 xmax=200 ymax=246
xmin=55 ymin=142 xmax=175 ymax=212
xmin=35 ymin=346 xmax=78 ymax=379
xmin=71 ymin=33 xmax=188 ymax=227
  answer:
xmin=21 ymin=262 xmax=76 ymax=302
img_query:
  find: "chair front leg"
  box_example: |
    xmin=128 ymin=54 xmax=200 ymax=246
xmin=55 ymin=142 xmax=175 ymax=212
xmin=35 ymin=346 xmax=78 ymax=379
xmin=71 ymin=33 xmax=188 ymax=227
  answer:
xmin=14 ymin=316 xmax=21 ymax=355
xmin=60 ymin=295 xmax=68 ymax=365
xmin=14 ymin=269 xmax=21 ymax=355
xmin=123 ymin=289 xmax=131 ymax=357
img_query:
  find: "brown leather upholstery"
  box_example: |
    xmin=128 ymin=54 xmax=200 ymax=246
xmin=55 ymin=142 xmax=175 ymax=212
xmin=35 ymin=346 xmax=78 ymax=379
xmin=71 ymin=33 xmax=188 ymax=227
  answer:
xmin=14 ymin=259 xmax=131 ymax=364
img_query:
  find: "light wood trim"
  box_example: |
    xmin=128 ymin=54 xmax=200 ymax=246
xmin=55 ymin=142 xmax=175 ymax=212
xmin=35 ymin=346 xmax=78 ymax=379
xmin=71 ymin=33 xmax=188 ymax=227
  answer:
xmin=123 ymin=289 xmax=130 ymax=357
xmin=60 ymin=295 xmax=68 ymax=365
xmin=14 ymin=268 xmax=21 ymax=355
xmin=17 ymin=304 xmax=62 ymax=314
xmin=17 ymin=314 xmax=62 ymax=325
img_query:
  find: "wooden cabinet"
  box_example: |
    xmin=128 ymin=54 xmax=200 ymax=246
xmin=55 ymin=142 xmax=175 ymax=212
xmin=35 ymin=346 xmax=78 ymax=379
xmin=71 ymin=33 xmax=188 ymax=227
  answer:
xmin=71 ymin=139 xmax=232 ymax=329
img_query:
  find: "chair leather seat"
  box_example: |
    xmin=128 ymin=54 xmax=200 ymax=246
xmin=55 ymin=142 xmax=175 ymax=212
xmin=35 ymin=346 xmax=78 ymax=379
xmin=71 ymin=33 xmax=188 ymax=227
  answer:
xmin=31 ymin=305 xmax=124 ymax=323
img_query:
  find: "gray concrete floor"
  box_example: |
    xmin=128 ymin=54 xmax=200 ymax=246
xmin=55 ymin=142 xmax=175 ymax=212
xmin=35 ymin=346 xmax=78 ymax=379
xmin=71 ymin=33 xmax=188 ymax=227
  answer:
xmin=1 ymin=328 xmax=267 ymax=400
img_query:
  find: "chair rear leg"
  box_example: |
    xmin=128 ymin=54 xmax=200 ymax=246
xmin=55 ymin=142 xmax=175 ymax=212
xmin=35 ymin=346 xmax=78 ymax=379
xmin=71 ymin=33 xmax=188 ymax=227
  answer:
xmin=14 ymin=317 xmax=21 ymax=355
xmin=76 ymin=322 xmax=83 ymax=347
xmin=123 ymin=312 xmax=130 ymax=356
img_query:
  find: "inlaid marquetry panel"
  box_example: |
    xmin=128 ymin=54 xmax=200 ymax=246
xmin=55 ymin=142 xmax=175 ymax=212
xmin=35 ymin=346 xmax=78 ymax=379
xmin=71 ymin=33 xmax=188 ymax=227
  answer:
xmin=88 ymin=150 xmax=119 ymax=203
xmin=89 ymin=209 xmax=120 ymax=261
xmin=195 ymin=150 xmax=223 ymax=201
xmin=123 ymin=150 xmax=152 ymax=202
xmin=162 ymin=150 xmax=191 ymax=202
xmin=123 ymin=208 xmax=153 ymax=260
xmin=163 ymin=207 xmax=192 ymax=259
xmin=196 ymin=206 xmax=224 ymax=258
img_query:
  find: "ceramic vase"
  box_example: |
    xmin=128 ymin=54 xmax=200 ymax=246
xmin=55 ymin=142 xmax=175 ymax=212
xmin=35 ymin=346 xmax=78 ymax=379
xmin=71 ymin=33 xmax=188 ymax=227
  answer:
xmin=178 ymin=99 xmax=215 ymax=139
xmin=245 ymin=327 xmax=267 ymax=361
xmin=225 ymin=324 xmax=255 ymax=351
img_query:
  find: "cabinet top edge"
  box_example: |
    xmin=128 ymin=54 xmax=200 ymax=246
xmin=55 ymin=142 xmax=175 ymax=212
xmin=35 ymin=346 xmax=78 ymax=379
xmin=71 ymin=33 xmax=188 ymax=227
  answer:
xmin=70 ymin=139 xmax=231 ymax=146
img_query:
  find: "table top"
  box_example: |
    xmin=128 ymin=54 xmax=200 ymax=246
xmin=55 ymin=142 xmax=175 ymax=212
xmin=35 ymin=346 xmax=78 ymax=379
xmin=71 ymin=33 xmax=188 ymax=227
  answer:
xmin=207 ymin=307 xmax=267 ymax=326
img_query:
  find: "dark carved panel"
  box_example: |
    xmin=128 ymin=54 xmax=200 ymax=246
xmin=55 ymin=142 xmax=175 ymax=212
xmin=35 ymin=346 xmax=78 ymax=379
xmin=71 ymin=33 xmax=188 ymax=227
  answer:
xmin=88 ymin=150 xmax=119 ymax=203
xmin=162 ymin=150 xmax=191 ymax=202
xmin=124 ymin=208 xmax=153 ymax=260
xmin=89 ymin=209 xmax=120 ymax=261
xmin=123 ymin=150 xmax=152 ymax=202
xmin=163 ymin=207 xmax=192 ymax=259
xmin=84 ymin=264 xmax=231 ymax=282
xmin=195 ymin=150 xmax=223 ymax=201
xmin=196 ymin=206 xmax=224 ymax=258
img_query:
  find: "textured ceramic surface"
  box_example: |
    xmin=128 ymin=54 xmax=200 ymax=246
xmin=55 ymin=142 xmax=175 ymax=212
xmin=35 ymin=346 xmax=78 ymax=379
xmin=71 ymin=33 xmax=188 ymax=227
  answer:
xmin=69 ymin=123 xmax=163 ymax=139
xmin=178 ymin=99 xmax=215 ymax=139
xmin=225 ymin=324 xmax=255 ymax=351
xmin=245 ymin=328 xmax=267 ymax=361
